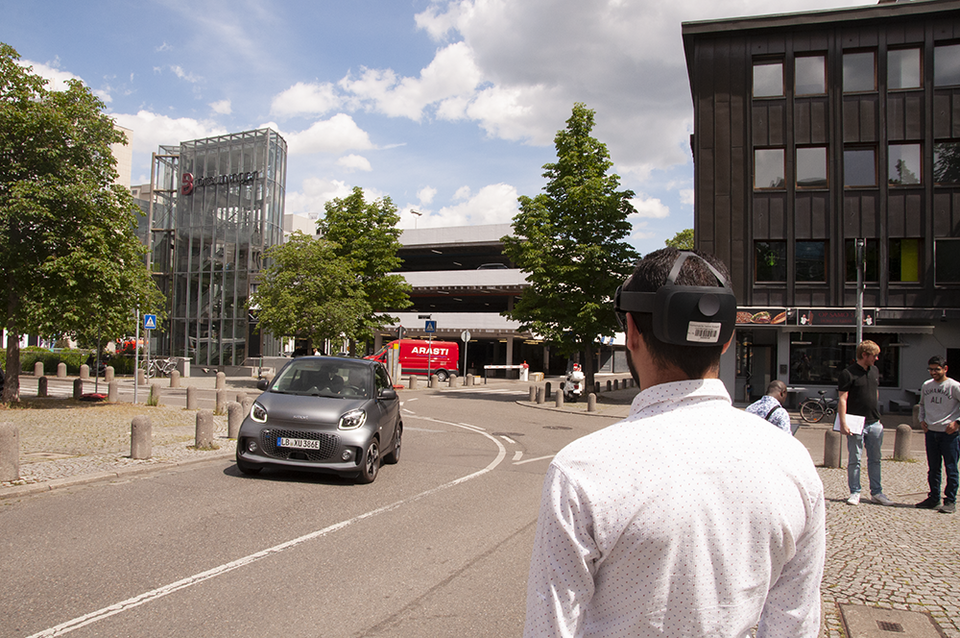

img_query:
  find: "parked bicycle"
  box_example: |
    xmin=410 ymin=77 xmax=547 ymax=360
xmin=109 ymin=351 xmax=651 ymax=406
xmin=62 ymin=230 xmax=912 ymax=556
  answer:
xmin=799 ymin=390 xmax=838 ymax=423
xmin=140 ymin=357 xmax=178 ymax=378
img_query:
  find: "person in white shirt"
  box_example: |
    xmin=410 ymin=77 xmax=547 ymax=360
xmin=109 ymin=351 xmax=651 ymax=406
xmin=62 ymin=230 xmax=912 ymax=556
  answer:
xmin=745 ymin=380 xmax=794 ymax=435
xmin=916 ymin=355 xmax=960 ymax=514
xmin=524 ymin=248 xmax=825 ymax=638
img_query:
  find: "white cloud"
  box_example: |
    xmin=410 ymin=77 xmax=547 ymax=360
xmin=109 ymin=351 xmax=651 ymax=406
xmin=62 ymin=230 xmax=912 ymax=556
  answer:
xmin=336 ymin=154 xmax=372 ymax=171
xmin=680 ymin=189 xmax=695 ymax=207
xmin=109 ymin=110 xmax=227 ymax=155
xmin=20 ymin=58 xmax=82 ymax=92
xmin=284 ymin=177 xmax=354 ymax=217
xmin=408 ymin=183 xmax=519 ymax=228
xmin=270 ymin=81 xmax=341 ymax=118
xmin=629 ymin=195 xmax=670 ymax=220
xmin=453 ymin=185 xmax=471 ymax=200
xmin=170 ymin=65 xmax=202 ymax=84
xmin=418 ymin=186 xmax=437 ymax=205
xmin=264 ymin=113 xmax=375 ymax=155
xmin=210 ymin=99 xmax=232 ymax=115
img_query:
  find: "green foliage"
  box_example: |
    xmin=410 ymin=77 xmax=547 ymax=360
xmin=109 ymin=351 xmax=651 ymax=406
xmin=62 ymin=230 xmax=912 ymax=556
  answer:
xmin=665 ymin=228 xmax=694 ymax=250
xmin=250 ymin=232 xmax=370 ymax=346
xmin=0 ymin=43 xmax=165 ymax=401
xmin=502 ymin=103 xmax=639 ymax=373
xmin=18 ymin=347 xmax=86 ymax=375
xmin=318 ymin=187 xmax=411 ymax=343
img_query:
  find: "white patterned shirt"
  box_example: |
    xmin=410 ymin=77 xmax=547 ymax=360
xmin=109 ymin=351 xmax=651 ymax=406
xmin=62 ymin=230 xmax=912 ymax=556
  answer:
xmin=745 ymin=395 xmax=793 ymax=435
xmin=524 ymin=379 xmax=825 ymax=638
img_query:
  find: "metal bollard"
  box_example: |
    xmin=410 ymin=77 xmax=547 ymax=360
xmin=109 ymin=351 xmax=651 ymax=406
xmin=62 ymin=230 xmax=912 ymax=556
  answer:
xmin=894 ymin=423 xmax=913 ymax=461
xmin=38 ymin=376 xmax=48 ymax=398
xmin=823 ymin=430 xmax=842 ymax=468
xmin=216 ymin=371 xmax=226 ymax=391
xmin=0 ymin=423 xmax=19 ymax=482
xmin=131 ymin=416 xmax=152 ymax=459
xmin=34 ymin=361 xmax=43 ymax=377
xmin=186 ymin=385 xmax=198 ymax=410
xmin=529 ymin=385 xmax=536 ymax=402
xmin=227 ymin=402 xmax=243 ymax=439
xmin=73 ymin=378 xmax=83 ymax=400
xmin=104 ymin=366 xmax=115 ymax=383
xmin=108 ymin=380 xmax=119 ymax=403
xmin=216 ymin=389 xmax=226 ymax=414
xmin=57 ymin=362 xmax=67 ymax=378
xmin=170 ymin=370 xmax=181 ymax=388
xmin=150 ymin=383 xmax=161 ymax=406
xmin=79 ymin=364 xmax=90 ymax=380
xmin=587 ymin=393 xmax=597 ymax=412
xmin=545 ymin=382 xmax=552 ymax=400
xmin=606 ymin=380 xmax=612 ymax=392
xmin=555 ymin=390 xmax=564 ymax=408
xmin=614 ymin=379 xmax=620 ymax=391
xmin=195 ymin=410 xmax=216 ymax=449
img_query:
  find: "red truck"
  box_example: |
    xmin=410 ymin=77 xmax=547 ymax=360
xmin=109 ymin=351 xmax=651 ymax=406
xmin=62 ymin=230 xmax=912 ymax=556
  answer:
xmin=365 ymin=339 xmax=459 ymax=381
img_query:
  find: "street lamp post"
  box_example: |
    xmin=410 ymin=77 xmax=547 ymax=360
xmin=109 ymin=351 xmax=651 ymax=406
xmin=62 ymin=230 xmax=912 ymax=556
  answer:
xmin=411 ymin=209 xmax=422 ymax=229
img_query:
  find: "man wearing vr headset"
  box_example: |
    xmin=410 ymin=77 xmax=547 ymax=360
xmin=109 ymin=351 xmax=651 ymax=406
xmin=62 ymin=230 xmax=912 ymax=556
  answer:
xmin=525 ymin=248 xmax=825 ymax=638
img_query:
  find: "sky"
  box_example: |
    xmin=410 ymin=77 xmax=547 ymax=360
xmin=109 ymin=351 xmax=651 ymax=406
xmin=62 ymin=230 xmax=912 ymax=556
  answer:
xmin=1 ymin=0 xmax=875 ymax=257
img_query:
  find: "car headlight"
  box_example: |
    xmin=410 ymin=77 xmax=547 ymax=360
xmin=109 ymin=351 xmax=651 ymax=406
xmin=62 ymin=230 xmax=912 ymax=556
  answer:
xmin=251 ymin=401 xmax=268 ymax=423
xmin=338 ymin=409 xmax=366 ymax=430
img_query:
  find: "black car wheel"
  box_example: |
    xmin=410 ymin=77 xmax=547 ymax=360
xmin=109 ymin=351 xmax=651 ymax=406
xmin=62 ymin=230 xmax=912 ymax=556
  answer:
xmin=435 ymin=369 xmax=449 ymax=382
xmin=236 ymin=454 xmax=262 ymax=475
xmin=384 ymin=423 xmax=402 ymax=464
xmin=357 ymin=439 xmax=380 ymax=484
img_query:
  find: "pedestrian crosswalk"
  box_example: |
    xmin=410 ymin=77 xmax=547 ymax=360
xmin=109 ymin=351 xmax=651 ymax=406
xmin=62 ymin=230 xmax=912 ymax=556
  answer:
xmin=444 ymin=387 xmax=530 ymax=396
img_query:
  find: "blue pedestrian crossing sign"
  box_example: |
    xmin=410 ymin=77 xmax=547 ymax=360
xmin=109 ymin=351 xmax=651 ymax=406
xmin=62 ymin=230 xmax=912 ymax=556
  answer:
xmin=144 ymin=314 xmax=158 ymax=330
xmin=424 ymin=320 xmax=437 ymax=333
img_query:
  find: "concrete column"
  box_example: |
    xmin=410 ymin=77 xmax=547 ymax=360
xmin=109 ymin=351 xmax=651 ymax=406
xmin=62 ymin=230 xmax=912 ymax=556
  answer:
xmin=186 ymin=386 xmax=198 ymax=410
xmin=107 ymin=380 xmax=119 ymax=403
xmin=104 ymin=366 xmax=115 ymax=383
xmin=137 ymin=369 xmax=146 ymax=386
xmin=912 ymin=404 xmax=921 ymax=430
xmin=536 ymin=386 xmax=545 ymax=404
xmin=823 ymin=431 xmax=842 ymax=468
xmin=505 ymin=336 xmax=514 ymax=376
xmin=894 ymin=423 xmax=913 ymax=461
xmin=37 ymin=377 xmax=48 ymax=398
xmin=216 ymin=371 xmax=226 ymax=390
xmin=57 ymin=362 xmax=67 ymax=378
xmin=195 ymin=410 xmax=215 ymax=449
xmin=606 ymin=380 xmax=612 ymax=392
xmin=177 ymin=359 xmax=190 ymax=378
xmin=241 ymin=396 xmax=253 ymax=418
xmin=236 ymin=392 xmax=248 ymax=405
xmin=587 ymin=393 xmax=597 ymax=412
xmin=448 ymin=375 xmax=456 ymax=388
xmin=79 ymin=364 xmax=90 ymax=380
xmin=430 ymin=374 xmax=438 ymax=388
xmin=529 ymin=385 xmax=537 ymax=402
xmin=149 ymin=383 xmax=161 ymax=405
xmin=73 ymin=378 xmax=83 ymax=399
xmin=227 ymin=402 xmax=243 ymax=439
xmin=545 ymin=382 xmax=552 ymax=400
xmin=170 ymin=370 xmax=181 ymax=388
xmin=216 ymin=389 xmax=226 ymax=414
xmin=555 ymin=390 xmax=564 ymax=408
xmin=33 ymin=361 xmax=43 ymax=377
xmin=0 ymin=423 xmax=18 ymax=482
xmin=131 ymin=416 xmax=152 ymax=459
xmin=408 ymin=375 xmax=418 ymax=390
xmin=466 ymin=374 xmax=474 ymax=387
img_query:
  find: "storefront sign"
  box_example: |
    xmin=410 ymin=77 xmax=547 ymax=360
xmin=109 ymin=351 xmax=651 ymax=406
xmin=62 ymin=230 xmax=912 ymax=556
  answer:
xmin=795 ymin=309 xmax=876 ymax=327
xmin=181 ymin=170 xmax=260 ymax=195
xmin=735 ymin=308 xmax=787 ymax=325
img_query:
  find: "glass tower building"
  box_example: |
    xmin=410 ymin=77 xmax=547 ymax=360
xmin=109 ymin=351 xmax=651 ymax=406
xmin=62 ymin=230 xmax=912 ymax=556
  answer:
xmin=147 ymin=128 xmax=287 ymax=366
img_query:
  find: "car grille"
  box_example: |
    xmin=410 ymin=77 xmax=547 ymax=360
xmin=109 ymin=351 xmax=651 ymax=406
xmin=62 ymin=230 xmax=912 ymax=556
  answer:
xmin=261 ymin=429 xmax=340 ymax=461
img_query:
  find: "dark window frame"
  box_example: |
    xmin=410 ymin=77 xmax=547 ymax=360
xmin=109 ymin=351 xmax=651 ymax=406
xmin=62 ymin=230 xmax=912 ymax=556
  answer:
xmin=843 ymin=49 xmax=878 ymax=94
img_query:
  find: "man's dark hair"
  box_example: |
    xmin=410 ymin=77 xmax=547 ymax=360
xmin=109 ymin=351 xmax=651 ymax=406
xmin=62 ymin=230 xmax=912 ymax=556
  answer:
xmin=929 ymin=355 xmax=947 ymax=368
xmin=623 ymin=247 xmax=732 ymax=378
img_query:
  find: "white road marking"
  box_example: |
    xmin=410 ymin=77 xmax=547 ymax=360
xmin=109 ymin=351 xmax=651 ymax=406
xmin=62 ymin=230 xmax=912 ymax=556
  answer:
xmin=500 ymin=435 xmax=516 ymax=444
xmin=513 ymin=454 xmax=555 ymax=466
xmin=513 ymin=451 xmax=523 ymax=462
xmin=27 ymin=415 xmax=506 ymax=638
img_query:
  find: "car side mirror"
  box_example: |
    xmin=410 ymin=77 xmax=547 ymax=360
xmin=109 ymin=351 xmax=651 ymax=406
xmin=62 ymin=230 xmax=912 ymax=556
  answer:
xmin=257 ymin=378 xmax=269 ymax=391
xmin=379 ymin=387 xmax=397 ymax=401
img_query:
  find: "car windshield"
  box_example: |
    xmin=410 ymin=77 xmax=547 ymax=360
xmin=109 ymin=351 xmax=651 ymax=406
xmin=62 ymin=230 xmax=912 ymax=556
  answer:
xmin=270 ymin=359 xmax=372 ymax=399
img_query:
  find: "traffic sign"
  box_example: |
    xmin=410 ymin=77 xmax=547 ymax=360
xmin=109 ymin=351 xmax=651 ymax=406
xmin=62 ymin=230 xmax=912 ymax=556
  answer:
xmin=425 ymin=320 xmax=437 ymax=333
xmin=461 ymin=330 xmax=471 ymax=342
xmin=143 ymin=314 xmax=158 ymax=330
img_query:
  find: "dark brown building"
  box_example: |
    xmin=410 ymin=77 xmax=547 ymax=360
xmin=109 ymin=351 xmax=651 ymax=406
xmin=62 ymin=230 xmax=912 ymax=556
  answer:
xmin=683 ymin=0 xmax=960 ymax=407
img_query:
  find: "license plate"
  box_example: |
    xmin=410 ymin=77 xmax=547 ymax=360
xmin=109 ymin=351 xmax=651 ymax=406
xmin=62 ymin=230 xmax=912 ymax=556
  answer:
xmin=278 ymin=437 xmax=321 ymax=450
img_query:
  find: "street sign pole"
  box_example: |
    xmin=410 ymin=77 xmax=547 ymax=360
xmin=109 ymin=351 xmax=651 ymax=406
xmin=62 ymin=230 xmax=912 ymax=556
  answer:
xmin=134 ymin=308 xmax=140 ymax=404
xmin=460 ymin=330 xmax=471 ymax=385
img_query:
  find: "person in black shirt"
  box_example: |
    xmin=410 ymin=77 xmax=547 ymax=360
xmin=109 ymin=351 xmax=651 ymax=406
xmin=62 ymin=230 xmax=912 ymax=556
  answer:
xmin=837 ymin=340 xmax=891 ymax=506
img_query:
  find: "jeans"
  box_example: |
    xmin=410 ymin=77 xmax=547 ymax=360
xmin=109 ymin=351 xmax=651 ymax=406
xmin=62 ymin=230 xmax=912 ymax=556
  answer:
xmin=925 ymin=430 xmax=960 ymax=503
xmin=847 ymin=421 xmax=884 ymax=496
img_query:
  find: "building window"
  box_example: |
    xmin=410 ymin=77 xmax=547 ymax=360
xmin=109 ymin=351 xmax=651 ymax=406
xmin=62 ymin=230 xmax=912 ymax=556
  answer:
xmin=935 ymin=238 xmax=960 ymax=283
xmin=796 ymin=55 xmax=826 ymax=95
xmin=753 ymin=60 xmax=783 ymax=98
xmin=934 ymin=141 xmax=960 ymax=185
xmin=796 ymin=241 xmax=826 ymax=282
xmin=755 ymin=241 xmax=787 ymax=281
xmin=797 ymin=146 xmax=827 ymax=188
xmin=888 ymin=143 xmax=921 ymax=185
xmin=889 ymin=238 xmax=921 ymax=283
xmin=935 ymin=44 xmax=960 ymax=86
xmin=843 ymin=50 xmax=876 ymax=93
xmin=790 ymin=332 xmax=899 ymax=386
xmin=844 ymin=148 xmax=877 ymax=187
xmin=888 ymin=48 xmax=922 ymax=89
xmin=754 ymin=148 xmax=785 ymax=189
xmin=845 ymin=238 xmax=879 ymax=282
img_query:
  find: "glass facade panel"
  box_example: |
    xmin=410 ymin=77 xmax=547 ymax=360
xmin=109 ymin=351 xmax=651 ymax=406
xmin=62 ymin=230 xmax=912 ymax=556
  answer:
xmin=797 ymin=146 xmax=827 ymax=187
xmin=888 ymin=48 xmax=921 ymax=89
xmin=888 ymin=143 xmax=921 ymax=185
xmin=151 ymin=129 xmax=286 ymax=365
xmin=753 ymin=61 xmax=783 ymax=98
xmin=845 ymin=238 xmax=879 ymax=282
xmin=890 ymin=238 xmax=920 ymax=283
xmin=754 ymin=148 xmax=785 ymax=189
xmin=844 ymin=148 xmax=877 ymax=187
xmin=790 ymin=332 xmax=899 ymax=386
xmin=796 ymin=241 xmax=826 ymax=282
xmin=936 ymin=239 xmax=960 ymax=284
xmin=795 ymin=55 xmax=826 ymax=95
xmin=756 ymin=241 xmax=787 ymax=281
xmin=935 ymin=44 xmax=960 ymax=86
xmin=934 ymin=142 xmax=960 ymax=185
xmin=843 ymin=51 xmax=876 ymax=92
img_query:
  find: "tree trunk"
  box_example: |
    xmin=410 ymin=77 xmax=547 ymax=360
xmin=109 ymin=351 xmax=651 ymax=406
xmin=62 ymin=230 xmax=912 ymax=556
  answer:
xmin=3 ymin=330 xmax=20 ymax=403
xmin=582 ymin=344 xmax=597 ymax=394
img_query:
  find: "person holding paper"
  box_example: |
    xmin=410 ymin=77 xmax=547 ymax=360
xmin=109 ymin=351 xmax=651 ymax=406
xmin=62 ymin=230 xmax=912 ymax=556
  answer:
xmin=916 ymin=355 xmax=960 ymax=514
xmin=837 ymin=340 xmax=891 ymax=506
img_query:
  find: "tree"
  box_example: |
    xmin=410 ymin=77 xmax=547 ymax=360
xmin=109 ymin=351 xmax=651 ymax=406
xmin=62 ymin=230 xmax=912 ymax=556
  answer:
xmin=318 ymin=187 xmax=411 ymax=348
xmin=502 ymin=103 xmax=639 ymax=388
xmin=665 ymin=228 xmax=694 ymax=250
xmin=0 ymin=43 xmax=164 ymax=402
xmin=249 ymin=232 xmax=369 ymax=349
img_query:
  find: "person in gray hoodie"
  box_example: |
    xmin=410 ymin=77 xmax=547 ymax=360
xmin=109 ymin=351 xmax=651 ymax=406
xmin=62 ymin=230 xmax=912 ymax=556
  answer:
xmin=916 ymin=355 xmax=960 ymax=514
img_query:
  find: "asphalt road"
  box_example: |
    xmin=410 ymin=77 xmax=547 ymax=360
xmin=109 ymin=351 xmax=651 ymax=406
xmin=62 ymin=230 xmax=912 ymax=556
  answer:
xmin=1 ymin=387 xmax=613 ymax=638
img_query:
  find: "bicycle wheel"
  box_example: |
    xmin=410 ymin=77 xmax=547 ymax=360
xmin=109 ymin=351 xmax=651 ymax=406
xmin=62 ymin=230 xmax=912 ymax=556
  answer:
xmin=799 ymin=400 xmax=825 ymax=423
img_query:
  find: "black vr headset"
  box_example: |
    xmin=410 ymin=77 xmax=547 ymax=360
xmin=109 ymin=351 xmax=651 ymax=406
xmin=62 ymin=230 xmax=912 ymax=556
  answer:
xmin=614 ymin=251 xmax=737 ymax=347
